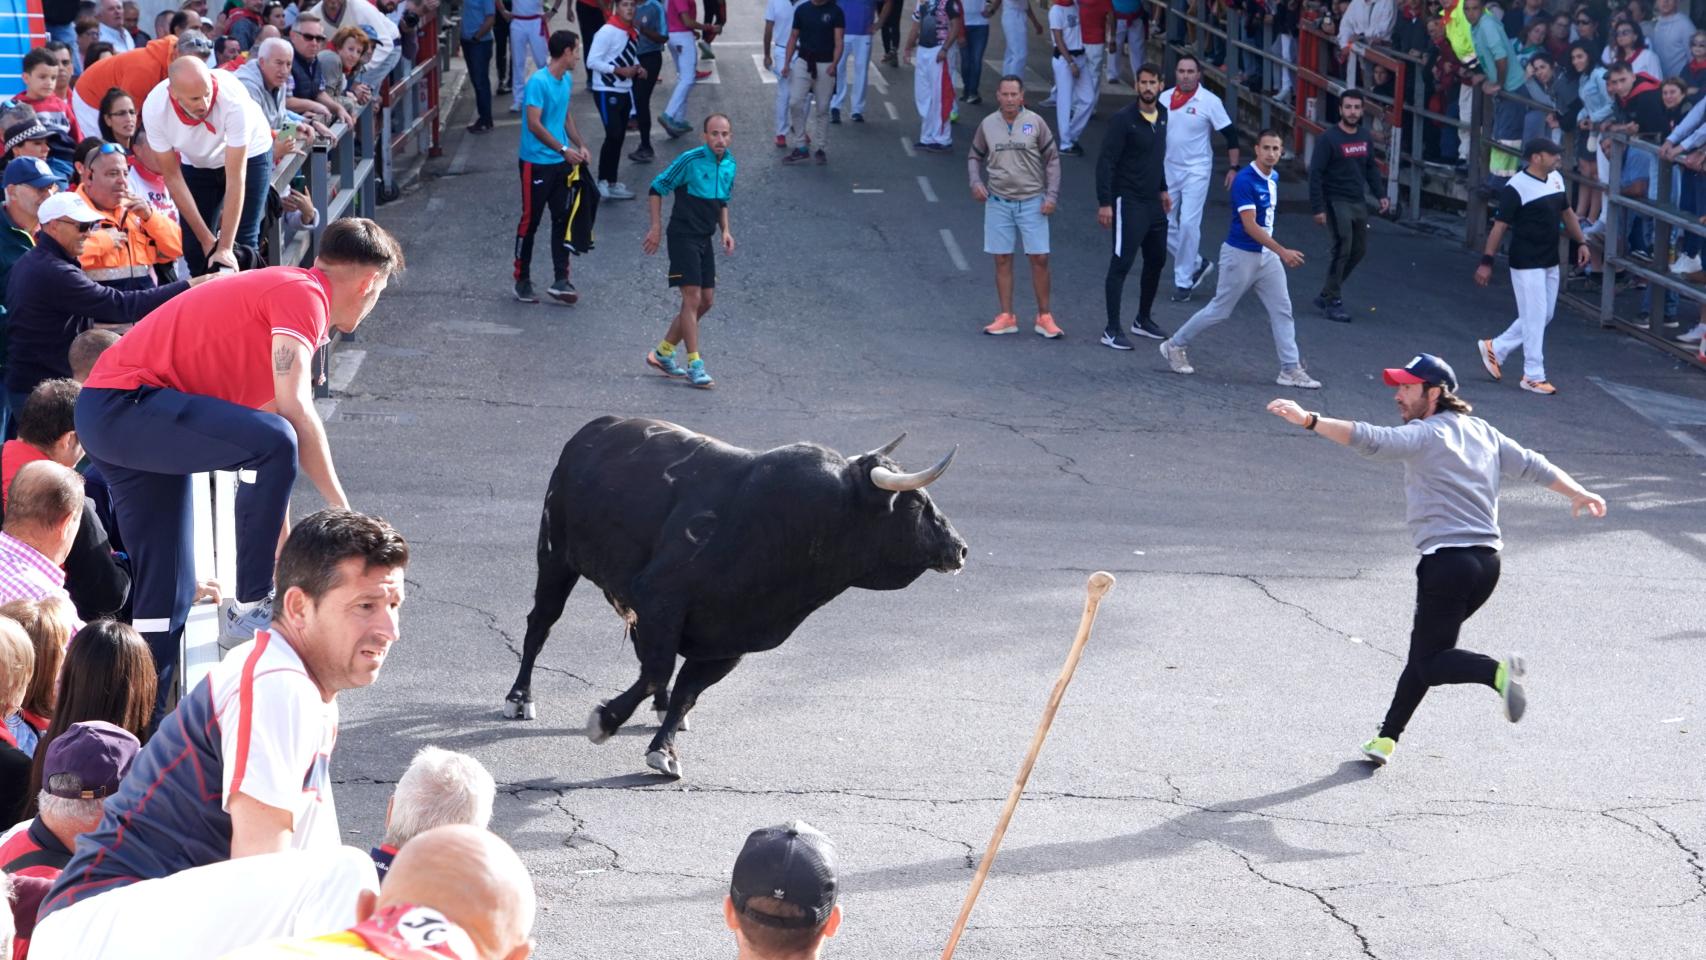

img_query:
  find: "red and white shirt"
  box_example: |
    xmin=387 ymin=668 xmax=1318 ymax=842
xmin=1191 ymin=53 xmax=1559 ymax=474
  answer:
xmin=141 ymin=74 xmax=273 ymax=168
xmin=84 ymin=266 xmax=333 ymax=410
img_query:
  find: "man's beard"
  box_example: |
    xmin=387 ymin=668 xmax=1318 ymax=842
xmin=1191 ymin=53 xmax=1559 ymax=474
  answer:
xmin=1138 ymin=90 xmax=1156 ymax=105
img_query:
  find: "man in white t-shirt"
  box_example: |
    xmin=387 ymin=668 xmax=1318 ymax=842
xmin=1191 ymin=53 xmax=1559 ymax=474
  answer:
xmin=141 ymin=57 xmax=275 ymax=274
xmin=31 ymin=510 xmax=410 ymax=960
xmin=1160 ymin=52 xmax=1239 ymax=302
xmin=1047 ymin=0 xmax=1094 ymax=154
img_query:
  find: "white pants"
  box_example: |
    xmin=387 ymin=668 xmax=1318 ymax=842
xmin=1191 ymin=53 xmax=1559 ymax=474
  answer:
xmin=1051 ymin=53 xmax=1095 ymax=148
xmin=1166 ymin=167 xmax=1210 ymax=288
xmin=1458 ymin=84 xmax=1474 ymax=162
xmin=789 ymin=58 xmax=835 ymax=150
xmin=1001 ymin=2 xmax=1029 ymax=78
xmin=1082 ymin=42 xmax=1106 ymax=121
xmin=772 ymin=42 xmax=792 ymax=136
xmin=1171 ymin=243 xmax=1303 ymax=369
xmin=831 ymin=33 xmax=873 ymax=115
xmin=30 ymin=847 xmax=378 ymax=960
xmin=1110 ymin=17 xmax=1143 ymax=82
xmin=510 ymin=18 xmax=549 ymax=107
xmin=915 ymin=44 xmax=952 ymax=145
xmin=1269 ymin=32 xmax=1294 ymax=96
xmin=664 ymin=31 xmax=698 ymax=120
xmin=1491 ymin=265 xmax=1559 ymax=381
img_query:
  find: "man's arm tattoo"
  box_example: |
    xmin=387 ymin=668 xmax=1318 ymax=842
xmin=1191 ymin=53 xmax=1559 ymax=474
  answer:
xmin=274 ymin=344 xmax=297 ymax=375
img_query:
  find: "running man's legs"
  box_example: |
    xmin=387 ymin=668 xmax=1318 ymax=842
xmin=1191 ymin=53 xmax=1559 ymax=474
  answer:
xmin=1170 ymin=244 xmax=1258 ymax=349
xmin=1490 ymin=266 xmax=1558 ymax=381
xmin=1377 ymin=547 xmax=1503 ymax=741
xmin=1167 ymin=170 xmax=1209 ymax=288
xmin=1248 ymin=248 xmax=1303 ymax=369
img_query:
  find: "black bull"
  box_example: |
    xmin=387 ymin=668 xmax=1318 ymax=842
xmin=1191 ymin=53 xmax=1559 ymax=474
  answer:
xmin=503 ymin=416 xmax=969 ymax=778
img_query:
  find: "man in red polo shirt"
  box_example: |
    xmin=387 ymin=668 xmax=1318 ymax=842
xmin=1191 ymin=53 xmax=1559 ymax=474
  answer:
xmin=73 ymin=217 xmax=404 ymax=709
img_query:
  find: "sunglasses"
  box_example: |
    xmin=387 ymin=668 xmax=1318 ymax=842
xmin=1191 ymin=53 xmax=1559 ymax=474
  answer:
xmin=294 ymin=29 xmax=326 ymax=41
xmin=92 ymin=141 xmax=127 ymax=157
xmin=56 ymin=219 xmax=99 ymax=233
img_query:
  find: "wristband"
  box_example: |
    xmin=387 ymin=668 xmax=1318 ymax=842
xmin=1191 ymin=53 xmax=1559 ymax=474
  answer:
xmin=1304 ymin=413 xmax=1319 ymax=431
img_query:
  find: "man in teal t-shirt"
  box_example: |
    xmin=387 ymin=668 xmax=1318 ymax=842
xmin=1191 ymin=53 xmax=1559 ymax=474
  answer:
xmin=515 ymin=29 xmax=592 ymax=305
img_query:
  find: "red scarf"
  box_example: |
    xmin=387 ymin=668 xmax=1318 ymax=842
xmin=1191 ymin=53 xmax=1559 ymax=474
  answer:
xmin=345 ymin=905 xmax=479 ymax=960
xmin=1690 ymin=57 xmax=1706 ymax=72
xmin=1169 ymin=85 xmax=1195 ymax=110
xmin=613 ymin=14 xmax=637 ymax=39
xmin=171 ymin=76 xmax=219 ymax=133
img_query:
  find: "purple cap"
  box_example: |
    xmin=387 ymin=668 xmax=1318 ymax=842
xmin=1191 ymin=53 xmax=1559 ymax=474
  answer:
xmin=44 ymin=720 xmax=140 ymax=800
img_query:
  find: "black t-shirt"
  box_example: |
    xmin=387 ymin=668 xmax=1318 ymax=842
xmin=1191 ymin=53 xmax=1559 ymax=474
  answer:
xmin=1617 ymin=85 xmax=1667 ymax=135
xmin=793 ymin=0 xmax=845 ymax=62
xmin=1494 ymin=168 xmax=1569 ymax=270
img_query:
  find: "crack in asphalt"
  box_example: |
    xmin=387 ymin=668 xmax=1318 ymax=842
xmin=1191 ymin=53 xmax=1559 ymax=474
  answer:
xmin=940 ymin=411 xmax=1094 ymax=485
xmin=404 ymin=580 xmax=603 ymax=690
xmin=1214 ymin=841 xmax=1380 ymax=960
xmin=1601 ymin=806 xmax=1706 ymax=908
xmin=1237 ymin=574 xmax=1404 ymax=661
xmin=1493 ymin=909 xmax=1561 ymax=960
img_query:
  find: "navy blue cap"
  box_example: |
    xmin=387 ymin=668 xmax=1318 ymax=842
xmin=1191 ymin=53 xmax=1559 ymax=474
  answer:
xmin=3 ymin=156 xmax=59 ymax=190
xmin=1383 ymin=353 xmax=1458 ymax=392
xmin=730 ymin=821 xmax=838 ymax=929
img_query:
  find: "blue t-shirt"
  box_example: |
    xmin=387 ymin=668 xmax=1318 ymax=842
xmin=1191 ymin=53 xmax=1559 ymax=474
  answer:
xmin=840 ymin=0 xmax=876 ymax=34
xmin=519 ymin=67 xmax=574 ymax=165
xmin=1111 ymin=0 xmax=1142 ymax=13
xmin=1226 ymin=162 xmax=1277 ymax=253
xmin=635 ymin=0 xmax=666 ymax=54
xmin=461 ymin=0 xmax=496 ymax=39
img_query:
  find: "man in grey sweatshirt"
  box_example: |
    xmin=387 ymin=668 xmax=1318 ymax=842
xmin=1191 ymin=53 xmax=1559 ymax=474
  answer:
xmin=1266 ymin=353 xmax=1606 ymax=767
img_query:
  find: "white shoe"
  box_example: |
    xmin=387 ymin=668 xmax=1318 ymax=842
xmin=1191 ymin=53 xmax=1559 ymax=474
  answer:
xmin=604 ymin=181 xmax=636 ymax=200
xmin=596 ymin=181 xmax=612 ymax=199
xmin=1277 ymin=366 xmax=1322 ymax=389
xmin=508 ymin=103 xmax=521 ymax=114
xmin=1159 ymin=338 xmax=1193 ymax=374
xmin=1677 ymin=324 xmax=1706 ymax=344
xmin=1672 ymin=253 xmax=1703 ymax=275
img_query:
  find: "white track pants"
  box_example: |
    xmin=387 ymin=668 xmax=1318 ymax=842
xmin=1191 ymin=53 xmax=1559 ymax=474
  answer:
xmin=1171 ymin=243 xmax=1303 ymax=369
xmin=1167 ymin=167 xmax=1210 ymax=288
xmin=1001 ymin=2 xmax=1029 ymax=78
xmin=510 ymin=18 xmax=548 ymax=107
xmin=915 ymin=44 xmax=953 ymax=146
xmin=831 ymin=33 xmax=873 ymax=114
xmin=772 ymin=42 xmax=791 ymax=136
xmin=1491 ymin=265 xmax=1559 ymax=381
xmin=1083 ymin=42 xmax=1106 ymax=114
xmin=31 ymin=847 xmax=378 ymax=960
xmin=1051 ymin=53 xmax=1095 ymax=148
xmin=664 ymin=31 xmax=698 ymax=120
xmin=1110 ymin=17 xmax=1143 ymax=82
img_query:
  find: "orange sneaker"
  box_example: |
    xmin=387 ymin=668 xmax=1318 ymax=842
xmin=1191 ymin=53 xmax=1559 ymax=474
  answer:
xmin=1519 ymin=378 xmax=1557 ymax=395
xmin=1034 ymin=313 xmax=1064 ymax=339
xmin=1477 ymin=339 xmax=1501 ymax=381
xmin=983 ymin=313 xmax=1019 ymax=335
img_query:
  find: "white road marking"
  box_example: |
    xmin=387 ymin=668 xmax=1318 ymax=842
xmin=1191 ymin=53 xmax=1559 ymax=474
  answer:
xmin=695 ymin=60 xmax=721 ymax=84
xmin=853 ymin=188 xmax=885 ymax=193
xmin=447 ymin=124 xmax=477 ymax=175
xmin=314 ymin=348 xmax=366 ymax=423
xmin=939 ymin=228 xmax=969 ymax=271
xmin=752 ymin=53 xmax=776 ymax=84
xmin=1591 ymin=376 xmax=1706 ymax=461
xmin=425 ymin=196 xmax=443 ymax=213
xmin=865 ymin=62 xmax=888 ymax=93
xmin=884 ymin=100 xmax=899 ymax=120
xmin=917 ymin=176 xmax=937 ymax=202
xmin=900 ymin=136 xmax=915 ymax=157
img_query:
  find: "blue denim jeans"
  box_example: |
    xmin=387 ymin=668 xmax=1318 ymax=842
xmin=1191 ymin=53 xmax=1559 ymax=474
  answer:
xmin=961 ymin=24 xmax=989 ymax=99
xmin=464 ymin=35 xmax=494 ymax=125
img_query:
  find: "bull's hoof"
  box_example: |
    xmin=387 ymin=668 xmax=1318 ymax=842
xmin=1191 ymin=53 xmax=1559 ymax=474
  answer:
xmin=585 ymin=702 xmax=616 ymax=745
xmin=503 ymin=694 xmax=536 ymax=720
xmin=655 ymin=709 xmax=690 ymax=732
xmin=645 ymin=748 xmax=683 ymax=779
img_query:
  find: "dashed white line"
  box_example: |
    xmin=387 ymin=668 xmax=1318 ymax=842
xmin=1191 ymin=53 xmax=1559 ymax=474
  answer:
xmin=939 ymin=228 xmax=969 ymax=271
xmin=900 ymin=136 xmax=916 ymax=157
xmin=852 ymin=188 xmax=884 ymax=194
xmin=917 ymin=176 xmax=937 ymax=202
xmin=884 ymin=100 xmax=899 ymax=120
xmin=866 ymin=62 xmax=888 ymax=93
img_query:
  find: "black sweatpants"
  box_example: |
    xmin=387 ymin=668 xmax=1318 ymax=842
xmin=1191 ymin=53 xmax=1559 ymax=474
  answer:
xmin=1104 ymin=194 xmax=1168 ymax=330
xmin=633 ymin=50 xmax=664 ymax=150
xmin=881 ymin=0 xmax=901 ymax=54
xmin=515 ymin=158 xmax=571 ymax=283
xmin=1320 ymin=198 xmax=1368 ymax=301
xmin=593 ymin=89 xmax=631 ymax=183
xmin=576 ymin=3 xmax=606 ymax=83
xmin=1378 ymin=546 xmax=1503 ymax=740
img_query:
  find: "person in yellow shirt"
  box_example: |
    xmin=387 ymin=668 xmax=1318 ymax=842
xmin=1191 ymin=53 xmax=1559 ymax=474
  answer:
xmin=219 ymin=826 xmax=536 ymax=960
xmin=74 ymin=141 xmax=183 ymax=290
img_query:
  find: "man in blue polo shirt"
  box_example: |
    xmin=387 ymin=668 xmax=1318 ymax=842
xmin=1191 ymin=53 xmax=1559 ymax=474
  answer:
xmin=513 ymin=30 xmax=591 ymax=306
xmin=1159 ymin=129 xmax=1323 ymax=389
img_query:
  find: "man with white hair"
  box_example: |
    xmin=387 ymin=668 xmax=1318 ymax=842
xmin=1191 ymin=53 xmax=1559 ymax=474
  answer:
xmin=369 ymin=746 xmax=496 ymax=881
xmin=234 ymin=37 xmax=294 ymax=130
xmin=98 ymin=0 xmax=138 ymax=53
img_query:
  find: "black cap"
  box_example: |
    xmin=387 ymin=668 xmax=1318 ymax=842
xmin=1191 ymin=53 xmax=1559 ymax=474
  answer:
xmin=729 ymin=821 xmax=838 ymax=929
xmin=1522 ymin=137 xmax=1563 ymax=159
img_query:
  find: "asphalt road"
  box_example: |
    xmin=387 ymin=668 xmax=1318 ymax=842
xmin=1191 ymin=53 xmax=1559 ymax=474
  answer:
xmin=314 ymin=10 xmax=1706 ymax=959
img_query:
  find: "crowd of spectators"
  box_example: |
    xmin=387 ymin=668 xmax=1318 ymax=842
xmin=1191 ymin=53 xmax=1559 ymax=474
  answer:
xmin=1164 ymin=0 xmax=1706 ymax=346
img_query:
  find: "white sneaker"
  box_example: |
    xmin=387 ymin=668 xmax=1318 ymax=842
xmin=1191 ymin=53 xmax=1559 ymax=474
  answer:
xmin=1159 ymin=338 xmax=1193 ymax=374
xmin=1277 ymin=366 xmax=1322 ymax=389
xmin=1677 ymin=324 xmax=1706 ymax=344
xmin=604 ymin=181 xmax=636 ymax=200
xmin=595 ymin=181 xmax=612 ymax=199
xmin=1671 ymin=253 xmax=1703 ymax=275
xmin=219 ymin=594 xmax=275 ymax=651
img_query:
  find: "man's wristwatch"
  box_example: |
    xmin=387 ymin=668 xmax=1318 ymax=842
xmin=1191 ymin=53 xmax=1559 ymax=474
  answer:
xmin=1304 ymin=412 xmax=1319 ymax=431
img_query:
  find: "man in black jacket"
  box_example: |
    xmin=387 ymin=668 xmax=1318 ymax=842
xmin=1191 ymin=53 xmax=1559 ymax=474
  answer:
xmin=1307 ymin=89 xmax=1388 ymax=322
xmin=1097 ymin=62 xmax=1172 ymax=350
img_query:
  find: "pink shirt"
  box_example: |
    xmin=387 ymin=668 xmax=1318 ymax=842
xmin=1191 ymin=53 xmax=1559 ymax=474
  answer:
xmin=666 ymin=0 xmax=695 ymax=32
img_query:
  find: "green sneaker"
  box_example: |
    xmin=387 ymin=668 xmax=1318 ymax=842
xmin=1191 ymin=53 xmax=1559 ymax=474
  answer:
xmin=1496 ymin=655 xmax=1527 ymax=723
xmin=1361 ymin=736 xmax=1396 ymax=766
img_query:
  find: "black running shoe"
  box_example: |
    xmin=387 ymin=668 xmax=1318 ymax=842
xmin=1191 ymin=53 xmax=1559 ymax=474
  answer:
xmin=1129 ymin=316 xmax=1168 ymax=340
xmin=831 ymin=108 xmax=842 ymax=124
xmin=1169 ymin=285 xmax=1192 ymax=302
xmin=1101 ymin=329 xmax=1134 ymax=350
xmin=514 ymin=280 xmax=539 ymax=303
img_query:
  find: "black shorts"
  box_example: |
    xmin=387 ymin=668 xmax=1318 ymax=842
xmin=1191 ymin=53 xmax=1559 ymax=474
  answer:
xmin=702 ymin=0 xmax=725 ymax=25
xmin=667 ymin=233 xmax=716 ymax=289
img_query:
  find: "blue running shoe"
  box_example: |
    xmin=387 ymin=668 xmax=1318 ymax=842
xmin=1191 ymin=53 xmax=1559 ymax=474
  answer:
xmin=687 ymin=359 xmax=715 ymax=389
xmin=646 ymin=349 xmax=687 ymax=378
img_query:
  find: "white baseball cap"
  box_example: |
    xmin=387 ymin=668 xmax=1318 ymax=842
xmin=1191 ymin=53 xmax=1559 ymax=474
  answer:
xmin=36 ymin=192 xmax=104 ymax=226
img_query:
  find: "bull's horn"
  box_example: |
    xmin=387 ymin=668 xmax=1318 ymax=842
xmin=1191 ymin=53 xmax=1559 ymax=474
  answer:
xmin=866 ymin=432 xmax=907 ymax=458
xmin=870 ymin=447 xmax=956 ymax=492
